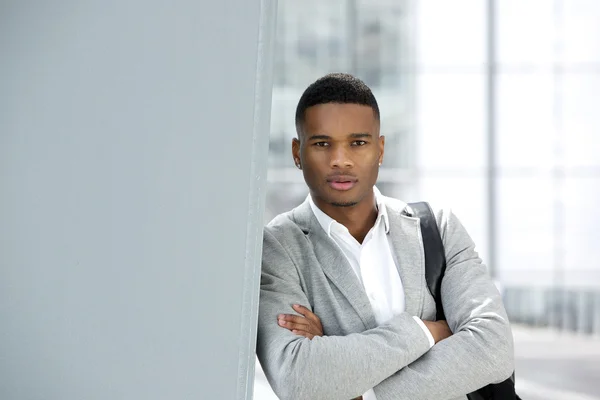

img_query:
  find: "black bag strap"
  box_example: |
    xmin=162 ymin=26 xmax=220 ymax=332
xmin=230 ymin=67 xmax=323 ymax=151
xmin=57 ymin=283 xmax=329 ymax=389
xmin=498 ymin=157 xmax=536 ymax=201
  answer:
xmin=407 ymin=202 xmax=446 ymax=321
xmin=408 ymin=202 xmax=520 ymax=400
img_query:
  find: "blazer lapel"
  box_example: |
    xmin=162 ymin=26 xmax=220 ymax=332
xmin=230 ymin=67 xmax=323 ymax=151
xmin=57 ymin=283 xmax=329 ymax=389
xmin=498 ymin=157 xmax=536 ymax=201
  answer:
xmin=385 ymin=200 xmax=426 ymax=317
xmin=293 ymin=200 xmax=378 ymax=330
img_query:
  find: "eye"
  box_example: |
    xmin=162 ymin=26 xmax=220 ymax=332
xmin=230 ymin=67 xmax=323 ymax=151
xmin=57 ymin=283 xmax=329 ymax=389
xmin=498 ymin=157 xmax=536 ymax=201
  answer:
xmin=351 ymin=140 xmax=367 ymax=146
xmin=313 ymin=142 xmax=329 ymax=147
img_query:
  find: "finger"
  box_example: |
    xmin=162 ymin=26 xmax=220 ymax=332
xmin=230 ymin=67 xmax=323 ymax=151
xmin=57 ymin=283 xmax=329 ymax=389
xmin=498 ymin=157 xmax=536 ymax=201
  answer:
xmin=292 ymin=304 xmax=317 ymax=321
xmin=292 ymin=329 xmax=314 ymax=340
xmin=278 ymin=314 xmax=309 ymax=325
xmin=278 ymin=319 xmax=309 ymax=332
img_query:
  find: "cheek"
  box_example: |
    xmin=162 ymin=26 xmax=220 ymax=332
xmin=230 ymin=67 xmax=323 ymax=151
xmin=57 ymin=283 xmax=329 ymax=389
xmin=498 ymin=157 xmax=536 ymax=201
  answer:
xmin=303 ymin=151 xmax=327 ymax=170
xmin=359 ymin=151 xmax=380 ymax=167
xmin=360 ymin=154 xmax=381 ymax=180
xmin=304 ymin=162 xmax=325 ymax=180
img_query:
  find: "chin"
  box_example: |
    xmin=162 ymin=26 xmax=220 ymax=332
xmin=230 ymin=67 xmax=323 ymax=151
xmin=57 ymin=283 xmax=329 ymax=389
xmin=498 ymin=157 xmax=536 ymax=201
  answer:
xmin=326 ymin=187 xmax=372 ymax=208
xmin=326 ymin=193 xmax=359 ymax=208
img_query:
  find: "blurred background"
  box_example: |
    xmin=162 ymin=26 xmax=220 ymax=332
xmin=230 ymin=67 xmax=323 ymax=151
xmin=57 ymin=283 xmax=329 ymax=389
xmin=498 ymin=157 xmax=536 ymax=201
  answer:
xmin=255 ymin=0 xmax=600 ymax=399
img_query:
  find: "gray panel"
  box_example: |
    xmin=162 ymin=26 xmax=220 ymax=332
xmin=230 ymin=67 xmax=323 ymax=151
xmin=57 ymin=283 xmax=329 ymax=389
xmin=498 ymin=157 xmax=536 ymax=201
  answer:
xmin=0 ymin=1 xmax=276 ymax=399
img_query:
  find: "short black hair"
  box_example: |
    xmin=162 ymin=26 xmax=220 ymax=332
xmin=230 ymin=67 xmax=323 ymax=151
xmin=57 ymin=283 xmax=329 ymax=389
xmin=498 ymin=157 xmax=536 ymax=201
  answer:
xmin=295 ymin=73 xmax=380 ymax=132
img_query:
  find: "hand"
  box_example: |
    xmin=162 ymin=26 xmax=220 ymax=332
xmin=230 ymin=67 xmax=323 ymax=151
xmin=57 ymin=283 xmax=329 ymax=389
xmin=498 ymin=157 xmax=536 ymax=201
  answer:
xmin=422 ymin=320 xmax=452 ymax=344
xmin=277 ymin=304 xmax=324 ymax=339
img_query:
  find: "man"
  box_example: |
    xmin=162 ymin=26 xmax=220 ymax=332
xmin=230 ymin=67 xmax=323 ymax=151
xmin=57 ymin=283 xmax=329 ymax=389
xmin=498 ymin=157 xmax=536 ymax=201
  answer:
xmin=256 ymin=73 xmax=514 ymax=400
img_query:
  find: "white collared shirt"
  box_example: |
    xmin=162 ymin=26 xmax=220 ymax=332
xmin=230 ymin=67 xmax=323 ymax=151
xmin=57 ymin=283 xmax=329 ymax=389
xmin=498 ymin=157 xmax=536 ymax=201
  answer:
xmin=308 ymin=187 xmax=434 ymax=400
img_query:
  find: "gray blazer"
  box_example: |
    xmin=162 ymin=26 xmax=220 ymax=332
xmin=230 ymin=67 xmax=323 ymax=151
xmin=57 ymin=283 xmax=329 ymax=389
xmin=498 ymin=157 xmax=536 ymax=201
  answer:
xmin=256 ymin=195 xmax=514 ymax=400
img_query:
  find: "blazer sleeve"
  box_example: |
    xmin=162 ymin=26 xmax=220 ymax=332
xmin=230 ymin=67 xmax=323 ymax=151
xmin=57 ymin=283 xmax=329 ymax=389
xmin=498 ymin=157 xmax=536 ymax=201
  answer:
xmin=256 ymin=228 xmax=432 ymax=400
xmin=372 ymin=208 xmax=515 ymax=400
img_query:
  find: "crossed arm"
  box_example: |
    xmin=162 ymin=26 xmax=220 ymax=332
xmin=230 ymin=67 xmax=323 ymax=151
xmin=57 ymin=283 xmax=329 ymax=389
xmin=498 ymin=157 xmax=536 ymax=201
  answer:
xmin=279 ymin=304 xmax=450 ymax=343
xmin=256 ymin=211 xmax=514 ymax=400
xmin=277 ymin=304 xmax=448 ymax=400
xmin=257 ymin=229 xmax=443 ymax=400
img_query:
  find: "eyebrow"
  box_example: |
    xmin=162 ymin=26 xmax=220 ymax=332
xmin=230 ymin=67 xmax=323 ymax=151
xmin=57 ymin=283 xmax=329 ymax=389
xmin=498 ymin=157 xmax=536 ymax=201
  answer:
xmin=349 ymin=133 xmax=372 ymax=139
xmin=307 ymin=133 xmax=372 ymax=141
xmin=307 ymin=134 xmax=331 ymax=141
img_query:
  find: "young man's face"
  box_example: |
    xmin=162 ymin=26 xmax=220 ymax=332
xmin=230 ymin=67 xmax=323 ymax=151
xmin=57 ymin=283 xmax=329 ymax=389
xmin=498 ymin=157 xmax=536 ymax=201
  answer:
xmin=292 ymin=103 xmax=384 ymax=209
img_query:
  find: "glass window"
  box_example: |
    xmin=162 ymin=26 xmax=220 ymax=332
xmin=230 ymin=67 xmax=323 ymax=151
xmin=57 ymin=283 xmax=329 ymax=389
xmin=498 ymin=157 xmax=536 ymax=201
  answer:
xmin=496 ymin=72 xmax=555 ymax=168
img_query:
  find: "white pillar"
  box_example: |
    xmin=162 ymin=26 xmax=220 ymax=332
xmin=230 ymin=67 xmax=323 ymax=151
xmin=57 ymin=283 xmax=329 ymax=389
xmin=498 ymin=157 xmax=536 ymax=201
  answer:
xmin=0 ymin=1 xmax=276 ymax=399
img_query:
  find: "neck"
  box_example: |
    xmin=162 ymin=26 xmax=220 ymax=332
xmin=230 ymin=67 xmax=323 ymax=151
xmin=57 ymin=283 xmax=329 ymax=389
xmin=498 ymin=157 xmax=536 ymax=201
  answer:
xmin=313 ymin=190 xmax=378 ymax=244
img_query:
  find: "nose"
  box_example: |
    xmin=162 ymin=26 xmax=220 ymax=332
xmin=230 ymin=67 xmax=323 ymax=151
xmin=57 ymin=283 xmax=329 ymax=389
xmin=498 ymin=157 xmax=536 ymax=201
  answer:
xmin=330 ymin=145 xmax=354 ymax=169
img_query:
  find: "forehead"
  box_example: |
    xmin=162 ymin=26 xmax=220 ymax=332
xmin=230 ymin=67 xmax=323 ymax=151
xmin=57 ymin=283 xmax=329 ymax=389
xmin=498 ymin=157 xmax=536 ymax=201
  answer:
xmin=303 ymin=103 xmax=378 ymax=135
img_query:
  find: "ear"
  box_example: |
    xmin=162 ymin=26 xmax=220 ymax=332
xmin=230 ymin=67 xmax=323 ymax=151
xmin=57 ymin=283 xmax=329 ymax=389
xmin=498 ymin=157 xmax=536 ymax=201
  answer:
xmin=378 ymin=135 xmax=385 ymax=166
xmin=292 ymin=138 xmax=301 ymax=169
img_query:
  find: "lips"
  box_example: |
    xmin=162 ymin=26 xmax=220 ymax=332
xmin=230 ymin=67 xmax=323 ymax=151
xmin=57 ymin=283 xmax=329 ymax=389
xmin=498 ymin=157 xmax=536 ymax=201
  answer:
xmin=327 ymin=175 xmax=357 ymax=191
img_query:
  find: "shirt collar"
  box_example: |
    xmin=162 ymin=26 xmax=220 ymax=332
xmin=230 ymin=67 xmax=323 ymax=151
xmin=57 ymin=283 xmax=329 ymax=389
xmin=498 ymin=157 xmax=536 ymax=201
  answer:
xmin=374 ymin=186 xmax=390 ymax=234
xmin=308 ymin=186 xmax=390 ymax=237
